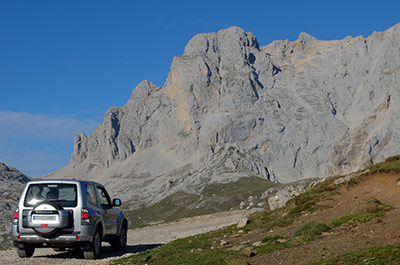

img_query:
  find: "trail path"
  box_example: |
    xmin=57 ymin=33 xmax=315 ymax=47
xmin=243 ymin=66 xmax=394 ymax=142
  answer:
xmin=0 ymin=209 xmax=257 ymax=265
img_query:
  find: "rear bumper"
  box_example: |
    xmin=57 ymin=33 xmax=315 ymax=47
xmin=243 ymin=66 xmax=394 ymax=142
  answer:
xmin=11 ymin=223 xmax=94 ymax=244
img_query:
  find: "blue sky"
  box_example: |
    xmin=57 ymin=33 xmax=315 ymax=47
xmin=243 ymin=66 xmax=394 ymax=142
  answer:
xmin=0 ymin=0 xmax=399 ymax=177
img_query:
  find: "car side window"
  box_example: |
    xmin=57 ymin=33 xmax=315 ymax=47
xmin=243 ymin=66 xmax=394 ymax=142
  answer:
xmin=86 ymin=184 xmax=97 ymax=205
xmin=96 ymin=186 xmax=111 ymax=207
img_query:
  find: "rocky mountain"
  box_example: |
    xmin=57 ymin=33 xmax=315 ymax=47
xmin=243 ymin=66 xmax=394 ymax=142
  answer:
xmin=48 ymin=23 xmax=400 ymax=211
xmin=0 ymin=162 xmax=30 ymax=246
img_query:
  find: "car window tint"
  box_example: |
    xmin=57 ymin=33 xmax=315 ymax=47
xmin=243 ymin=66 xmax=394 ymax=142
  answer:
xmin=96 ymin=186 xmax=111 ymax=207
xmin=86 ymin=184 xmax=97 ymax=205
xmin=58 ymin=186 xmax=76 ymax=201
xmin=24 ymin=184 xmax=77 ymax=207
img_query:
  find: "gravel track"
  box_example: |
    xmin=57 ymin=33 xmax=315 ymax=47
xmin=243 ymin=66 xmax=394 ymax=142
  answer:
xmin=0 ymin=209 xmax=257 ymax=264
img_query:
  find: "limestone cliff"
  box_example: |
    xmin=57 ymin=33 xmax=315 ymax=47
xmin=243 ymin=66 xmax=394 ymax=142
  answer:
xmin=48 ymin=23 xmax=400 ymax=207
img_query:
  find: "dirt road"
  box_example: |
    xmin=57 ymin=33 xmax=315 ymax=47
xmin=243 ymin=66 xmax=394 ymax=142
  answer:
xmin=0 ymin=209 xmax=257 ymax=265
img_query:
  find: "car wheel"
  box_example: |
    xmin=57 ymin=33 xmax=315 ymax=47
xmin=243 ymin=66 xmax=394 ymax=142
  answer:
xmin=111 ymin=224 xmax=127 ymax=251
xmin=16 ymin=245 xmax=35 ymax=258
xmin=84 ymin=229 xmax=102 ymax=259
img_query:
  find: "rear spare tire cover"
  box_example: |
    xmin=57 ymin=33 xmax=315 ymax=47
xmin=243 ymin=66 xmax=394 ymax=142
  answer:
xmin=32 ymin=201 xmax=64 ymax=237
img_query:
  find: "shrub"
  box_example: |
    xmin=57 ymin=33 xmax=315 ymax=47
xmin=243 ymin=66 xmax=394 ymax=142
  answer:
xmin=261 ymin=235 xmax=281 ymax=243
xmin=294 ymin=222 xmax=330 ymax=240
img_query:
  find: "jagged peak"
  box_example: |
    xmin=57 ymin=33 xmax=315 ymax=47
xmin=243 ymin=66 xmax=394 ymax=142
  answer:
xmin=219 ymin=26 xmax=259 ymax=48
xmin=298 ymin=32 xmax=317 ymax=42
xmin=183 ymin=26 xmax=259 ymax=56
xmin=136 ymin=79 xmax=157 ymax=89
xmin=130 ymin=80 xmax=159 ymax=100
xmin=77 ymin=132 xmax=87 ymax=139
xmin=0 ymin=162 xmax=10 ymax=171
xmin=218 ymin=26 xmax=247 ymax=38
xmin=0 ymin=161 xmax=30 ymax=182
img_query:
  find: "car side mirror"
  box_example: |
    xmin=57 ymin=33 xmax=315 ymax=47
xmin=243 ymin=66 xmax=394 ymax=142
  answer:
xmin=112 ymin=198 xmax=121 ymax=206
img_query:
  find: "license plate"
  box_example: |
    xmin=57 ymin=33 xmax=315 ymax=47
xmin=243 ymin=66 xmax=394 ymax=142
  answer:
xmin=32 ymin=215 xmax=58 ymax=224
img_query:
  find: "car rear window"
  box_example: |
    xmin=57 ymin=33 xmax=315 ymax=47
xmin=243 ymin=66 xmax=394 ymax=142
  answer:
xmin=24 ymin=183 xmax=77 ymax=207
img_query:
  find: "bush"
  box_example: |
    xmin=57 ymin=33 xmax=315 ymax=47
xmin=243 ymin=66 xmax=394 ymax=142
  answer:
xmin=261 ymin=235 xmax=281 ymax=243
xmin=294 ymin=222 xmax=330 ymax=240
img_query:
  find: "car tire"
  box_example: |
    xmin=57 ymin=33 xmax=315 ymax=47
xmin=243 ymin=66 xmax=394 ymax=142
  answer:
xmin=110 ymin=224 xmax=127 ymax=251
xmin=84 ymin=229 xmax=102 ymax=259
xmin=16 ymin=245 xmax=35 ymax=258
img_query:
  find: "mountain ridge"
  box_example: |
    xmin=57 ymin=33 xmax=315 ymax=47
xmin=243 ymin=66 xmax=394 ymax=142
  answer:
xmin=0 ymin=162 xmax=30 ymax=247
xmin=47 ymin=23 xmax=400 ymax=210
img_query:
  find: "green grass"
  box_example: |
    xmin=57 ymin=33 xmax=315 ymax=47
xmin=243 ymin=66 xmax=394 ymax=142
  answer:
xmin=246 ymin=177 xmax=340 ymax=232
xmin=365 ymin=155 xmax=400 ymax=175
xmin=123 ymin=191 xmax=202 ymax=229
xmin=110 ymin=227 xmax=248 ymax=265
xmin=261 ymin=235 xmax=282 ymax=243
xmin=245 ymin=207 xmax=293 ymax=231
xmin=113 ymin=248 xmax=247 ymax=265
xmin=294 ymin=222 xmax=330 ymax=241
xmin=201 ymin=176 xmax=277 ymax=201
xmin=331 ymin=198 xmax=393 ymax=228
xmin=293 ymin=183 xmax=338 ymax=207
xmin=255 ymin=236 xmax=298 ymax=254
xmin=301 ymin=245 xmax=400 ymax=265
xmin=256 ymin=240 xmax=296 ymax=254
xmin=124 ymin=154 xmax=400 ymax=229
xmin=124 ymin=176 xmax=277 ymax=228
xmin=110 ymin=228 xmax=296 ymax=265
xmin=251 ymin=222 xmax=330 ymax=255
xmin=113 ymin=155 xmax=400 ymax=264
xmin=289 ymin=201 xmax=318 ymax=216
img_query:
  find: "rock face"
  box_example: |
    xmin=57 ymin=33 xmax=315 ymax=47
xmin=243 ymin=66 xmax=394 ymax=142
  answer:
xmin=48 ymin=24 xmax=400 ymax=209
xmin=261 ymin=179 xmax=320 ymax=210
xmin=0 ymin=162 xmax=30 ymax=246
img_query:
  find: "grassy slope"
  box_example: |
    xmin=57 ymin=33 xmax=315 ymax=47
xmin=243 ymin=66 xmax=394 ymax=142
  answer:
xmin=301 ymin=245 xmax=400 ymax=265
xmin=123 ymin=176 xmax=278 ymax=228
xmin=111 ymin=155 xmax=400 ymax=265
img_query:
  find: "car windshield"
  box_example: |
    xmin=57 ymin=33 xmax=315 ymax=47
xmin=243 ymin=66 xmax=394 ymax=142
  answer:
xmin=24 ymin=183 xmax=77 ymax=207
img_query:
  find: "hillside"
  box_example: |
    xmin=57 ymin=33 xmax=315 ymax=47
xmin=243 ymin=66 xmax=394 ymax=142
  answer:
xmin=111 ymin=155 xmax=400 ymax=264
xmin=47 ymin=23 xmax=400 ymax=223
xmin=0 ymin=162 xmax=30 ymax=247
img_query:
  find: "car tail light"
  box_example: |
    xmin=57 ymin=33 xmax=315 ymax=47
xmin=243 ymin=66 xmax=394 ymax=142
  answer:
xmin=81 ymin=209 xmax=89 ymax=219
xmin=81 ymin=208 xmax=90 ymax=224
xmin=13 ymin=209 xmax=19 ymax=219
xmin=12 ymin=208 xmax=19 ymax=224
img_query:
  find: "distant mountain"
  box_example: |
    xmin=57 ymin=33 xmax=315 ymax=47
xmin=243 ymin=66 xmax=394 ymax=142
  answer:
xmin=0 ymin=162 xmax=30 ymax=186
xmin=0 ymin=162 xmax=30 ymax=246
xmin=48 ymin=23 xmax=400 ymax=212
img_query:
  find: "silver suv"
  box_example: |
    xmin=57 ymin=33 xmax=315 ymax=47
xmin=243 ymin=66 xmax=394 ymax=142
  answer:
xmin=11 ymin=179 xmax=128 ymax=259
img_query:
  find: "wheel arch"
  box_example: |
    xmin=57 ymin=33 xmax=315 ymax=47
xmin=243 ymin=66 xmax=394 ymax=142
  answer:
xmin=118 ymin=216 xmax=128 ymax=236
xmin=92 ymin=218 xmax=105 ymax=239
